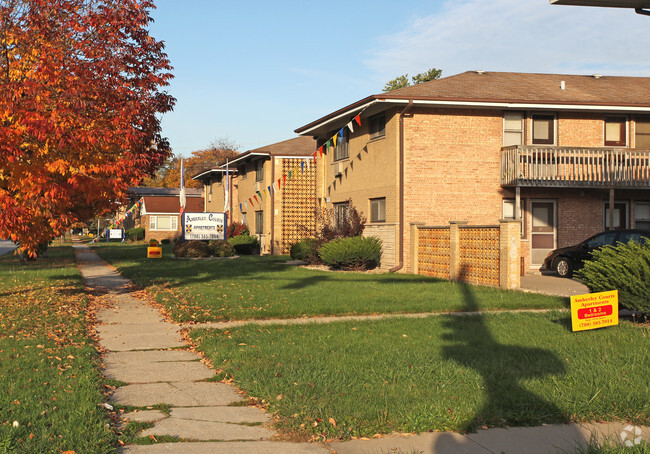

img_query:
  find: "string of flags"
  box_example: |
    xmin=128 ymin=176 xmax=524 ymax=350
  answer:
xmin=90 ymin=197 xmax=144 ymax=243
xmin=237 ymin=113 xmax=363 ymax=214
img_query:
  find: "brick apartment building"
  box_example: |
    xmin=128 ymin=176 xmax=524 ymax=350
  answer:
xmin=295 ymin=71 xmax=650 ymax=273
xmin=194 ymin=137 xmax=316 ymax=254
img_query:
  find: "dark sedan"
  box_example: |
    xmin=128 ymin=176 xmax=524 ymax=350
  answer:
xmin=542 ymin=229 xmax=650 ymax=278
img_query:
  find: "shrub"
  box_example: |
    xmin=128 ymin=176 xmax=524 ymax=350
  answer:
xmin=318 ymin=200 xmax=366 ymax=242
xmin=209 ymin=240 xmax=236 ymax=257
xmin=575 ymin=240 xmax=650 ymax=314
xmin=290 ymin=238 xmax=319 ymax=261
xmin=148 ymin=239 xmax=159 ymax=247
xmin=228 ymin=234 xmax=259 ymax=255
xmin=161 ymin=238 xmax=171 ymax=245
xmin=173 ymin=240 xmax=211 ymax=258
xmin=228 ymin=222 xmax=249 ymax=238
xmin=125 ymin=227 xmax=145 ymax=241
xmin=318 ymin=236 xmax=382 ymax=271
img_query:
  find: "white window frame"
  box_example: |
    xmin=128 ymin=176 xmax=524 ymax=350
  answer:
xmin=255 ymin=211 xmax=263 ymax=235
xmin=502 ymin=198 xmax=526 ymax=237
xmin=503 ymin=112 xmax=524 ymax=147
xmin=149 ymin=215 xmax=178 ymax=231
xmin=604 ymin=201 xmax=629 ymax=230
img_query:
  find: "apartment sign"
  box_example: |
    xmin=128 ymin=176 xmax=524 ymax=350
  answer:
xmin=183 ymin=213 xmax=227 ymax=241
xmin=570 ymin=290 xmax=618 ymax=332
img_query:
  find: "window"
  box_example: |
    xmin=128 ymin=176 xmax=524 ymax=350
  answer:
xmin=369 ymin=113 xmax=386 ymax=139
xmin=255 ymin=160 xmax=264 ymax=182
xmin=635 ymin=202 xmax=650 ymax=230
xmin=532 ymin=114 xmax=555 ymax=145
xmin=605 ymin=117 xmax=627 ymax=147
xmin=334 ymin=130 xmax=349 ymax=161
xmin=241 ymin=212 xmax=247 ymax=225
xmin=502 ymin=198 xmax=526 ymax=236
xmin=503 ymin=112 xmax=524 ymax=146
xmin=604 ymin=202 xmax=628 ymax=230
xmin=254 ymin=211 xmax=263 ymax=235
xmin=370 ymin=198 xmax=386 ymax=222
xmin=334 ymin=202 xmax=349 ymax=228
xmin=238 ymin=165 xmax=247 ymax=179
xmin=635 ymin=117 xmax=650 ymax=149
xmin=149 ymin=215 xmax=178 ymax=231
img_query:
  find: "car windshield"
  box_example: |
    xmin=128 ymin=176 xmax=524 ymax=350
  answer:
xmin=585 ymin=232 xmax=616 ymax=249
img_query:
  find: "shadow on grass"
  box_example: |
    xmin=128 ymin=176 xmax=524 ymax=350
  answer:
xmin=433 ymin=265 xmax=582 ymax=449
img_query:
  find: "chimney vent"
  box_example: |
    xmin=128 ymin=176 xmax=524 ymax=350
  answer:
xmin=592 ymin=74 xmax=603 ymax=79
xmin=475 ymin=70 xmax=486 ymax=75
xmin=560 ymin=80 xmax=566 ymax=90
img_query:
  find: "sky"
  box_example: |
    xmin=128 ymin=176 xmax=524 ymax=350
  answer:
xmin=148 ymin=0 xmax=650 ymax=156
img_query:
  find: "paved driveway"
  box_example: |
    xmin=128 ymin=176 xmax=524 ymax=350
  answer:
xmin=520 ymin=273 xmax=589 ymax=297
xmin=0 ymin=240 xmax=16 ymax=257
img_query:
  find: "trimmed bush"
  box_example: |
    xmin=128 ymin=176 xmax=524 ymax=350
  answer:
xmin=290 ymin=238 xmax=318 ymax=261
xmin=228 ymin=222 xmax=249 ymax=238
xmin=209 ymin=240 xmax=236 ymax=257
xmin=228 ymin=234 xmax=259 ymax=255
xmin=575 ymin=240 xmax=650 ymax=314
xmin=318 ymin=236 xmax=382 ymax=271
xmin=173 ymin=240 xmax=211 ymax=258
xmin=125 ymin=227 xmax=145 ymax=241
xmin=148 ymin=239 xmax=159 ymax=247
xmin=161 ymin=238 xmax=171 ymax=245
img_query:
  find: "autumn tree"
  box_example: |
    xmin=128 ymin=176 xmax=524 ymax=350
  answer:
xmin=383 ymin=68 xmax=442 ymax=92
xmin=142 ymin=138 xmax=239 ymax=189
xmin=0 ymin=0 xmax=175 ymax=255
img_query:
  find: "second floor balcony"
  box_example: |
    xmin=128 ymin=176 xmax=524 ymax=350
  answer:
xmin=501 ymin=146 xmax=650 ymax=189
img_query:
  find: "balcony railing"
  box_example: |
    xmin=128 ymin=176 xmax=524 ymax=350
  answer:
xmin=501 ymin=146 xmax=650 ymax=188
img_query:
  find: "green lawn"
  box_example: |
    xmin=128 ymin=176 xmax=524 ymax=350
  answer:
xmin=94 ymin=244 xmax=567 ymax=322
xmin=190 ymin=311 xmax=650 ymax=440
xmin=0 ymin=246 xmax=116 ymax=453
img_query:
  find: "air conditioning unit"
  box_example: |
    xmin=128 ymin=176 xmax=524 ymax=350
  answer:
xmin=255 ymin=181 xmax=262 ymax=191
xmin=333 ymin=162 xmax=343 ymax=177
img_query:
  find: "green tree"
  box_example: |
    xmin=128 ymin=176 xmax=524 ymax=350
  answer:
xmin=383 ymin=68 xmax=442 ymax=92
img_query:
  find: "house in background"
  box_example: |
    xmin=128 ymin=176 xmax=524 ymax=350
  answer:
xmin=194 ymin=136 xmax=316 ymax=254
xmin=120 ymin=187 xmax=204 ymax=241
xmin=295 ymin=71 xmax=650 ymax=273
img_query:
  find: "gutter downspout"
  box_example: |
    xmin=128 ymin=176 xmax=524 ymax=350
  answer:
xmin=389 ymin=100 xmax=413 ymax=273
xmin=270 ymin=157 xmax=275 ymax=255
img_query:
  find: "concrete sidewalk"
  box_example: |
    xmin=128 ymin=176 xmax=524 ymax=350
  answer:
xmin=74 ymin=243 xmax=326 ymax=453
xmin=74 ymin=244 xmax=647 ymax=453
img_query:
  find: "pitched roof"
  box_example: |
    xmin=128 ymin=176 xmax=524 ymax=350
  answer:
xmin=193 ymin=136 xmax=316 ymax=181
xmin=382 ymin=71 xmax=650 ymax=105
xmin=130 ymin=187 xmax=203 ymax=197
xmin=295 ymin=71 xmax=650 ymax=136
xmin=142 ymin=196 xmax=204 ymax=214
xmin=245 ymin=136 xmax=315 ymax=156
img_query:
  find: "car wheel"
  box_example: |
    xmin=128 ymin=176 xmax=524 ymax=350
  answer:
xmin=555 ymin=257 xmax=573 ymax=278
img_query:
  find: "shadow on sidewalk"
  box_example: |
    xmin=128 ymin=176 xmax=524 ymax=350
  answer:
xmin=433 ymin=265 xmax=583 ymax=452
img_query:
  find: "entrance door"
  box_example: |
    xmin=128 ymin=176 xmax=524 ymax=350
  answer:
xmin=531 ymin=200 xmax=556 ymax=267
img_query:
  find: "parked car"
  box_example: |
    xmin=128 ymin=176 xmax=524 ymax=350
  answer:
xmin=543 ymin=229 xmax=650 ymax=278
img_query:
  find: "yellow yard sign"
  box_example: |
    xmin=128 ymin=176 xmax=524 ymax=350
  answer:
xmin=571 ymin=290 xmax=618 ymax=332
xmin=147 ymin=247 xmax=162 ymax=259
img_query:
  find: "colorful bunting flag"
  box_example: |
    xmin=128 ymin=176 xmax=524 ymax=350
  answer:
xmin=355 ymin=114 xmax=361 ymax=126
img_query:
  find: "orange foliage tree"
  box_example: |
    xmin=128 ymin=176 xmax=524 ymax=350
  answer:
xmin=142 ymin=138 xmax=239 ymax=189
xmin=0 ymin=0 xmax=175 ymax=255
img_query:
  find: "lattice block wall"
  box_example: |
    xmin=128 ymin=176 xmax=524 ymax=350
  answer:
xmin=280 ymin=158 xmax=316 ymax=254
xmin=418 ymin=228 xmax=450 ymax=279
xmin=458 ymin=227 xmax=500 ymax=287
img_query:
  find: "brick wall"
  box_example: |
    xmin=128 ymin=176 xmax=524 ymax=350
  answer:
xmin=402 ymin=108 xmax=506 ymax=273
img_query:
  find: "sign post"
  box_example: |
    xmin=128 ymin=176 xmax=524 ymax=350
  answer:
xmin=570 ymin=290 xmax=619 ymax=332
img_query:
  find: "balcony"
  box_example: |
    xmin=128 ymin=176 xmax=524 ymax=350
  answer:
xmin=501 ymin=146 xmax=650 ymax=189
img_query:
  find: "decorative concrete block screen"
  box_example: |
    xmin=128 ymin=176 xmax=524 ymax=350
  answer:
xmin=458 ymin=226 xmax=500 ymax=287
xmin=413 ymin=220 xmax=520 ymax=289
xmin=417 ymin=227 xmax=450 ymax=280
xmin=280 ymin=158 xmax=316 ymax=254
xmin=363 ymin=224 xmax=397 ymax=269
